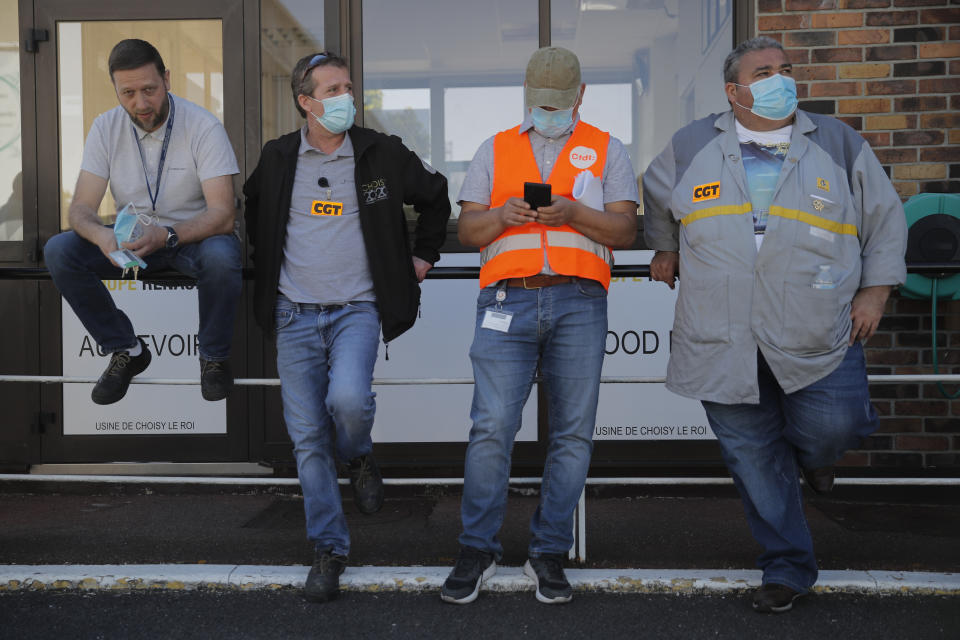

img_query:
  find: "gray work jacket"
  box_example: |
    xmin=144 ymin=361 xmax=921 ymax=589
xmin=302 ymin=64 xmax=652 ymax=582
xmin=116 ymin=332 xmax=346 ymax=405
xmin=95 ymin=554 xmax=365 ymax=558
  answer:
xmin=643 ymin=110 xmax=907 ymax=404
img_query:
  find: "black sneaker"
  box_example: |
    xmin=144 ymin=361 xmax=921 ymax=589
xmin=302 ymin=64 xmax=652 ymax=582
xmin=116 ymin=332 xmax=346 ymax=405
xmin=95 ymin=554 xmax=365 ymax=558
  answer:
xmin=523 ymin=554 xmax=572 ymax=604
xmin=440 ymin=546 xmax=496 ymax=604
xmin=91 ymin=339 xmax=152 ymax=405
xmin=348 ymin=454 xmax=383 ymax=515
xmin=304 ymin=546 xmax=347 ymax=603
xmin=752 ymin=582 xmax=804 ymax=613
xmin=200 ymin=358 xmax=233 ymax=401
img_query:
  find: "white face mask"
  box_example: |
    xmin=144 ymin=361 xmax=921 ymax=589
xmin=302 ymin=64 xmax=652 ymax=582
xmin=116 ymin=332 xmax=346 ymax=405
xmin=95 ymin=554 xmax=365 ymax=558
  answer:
xmin=307 ymin=92 xmax=356 ymax=134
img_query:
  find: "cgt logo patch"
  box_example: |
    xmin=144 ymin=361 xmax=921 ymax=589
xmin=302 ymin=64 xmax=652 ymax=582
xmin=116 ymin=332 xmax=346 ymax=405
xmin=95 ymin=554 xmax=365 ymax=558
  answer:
xmin=311 ymin=200 xmax=343 ymax=216
xmin=361 ymin=178 xmax=389 ymax=204
xmin=692 ymin=182 xmax=720 ymax=203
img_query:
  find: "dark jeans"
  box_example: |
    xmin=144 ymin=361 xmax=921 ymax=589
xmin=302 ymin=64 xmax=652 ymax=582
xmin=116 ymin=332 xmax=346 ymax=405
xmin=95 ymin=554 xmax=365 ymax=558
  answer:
xmin=45 ymin=230 xmax=241 ymax=361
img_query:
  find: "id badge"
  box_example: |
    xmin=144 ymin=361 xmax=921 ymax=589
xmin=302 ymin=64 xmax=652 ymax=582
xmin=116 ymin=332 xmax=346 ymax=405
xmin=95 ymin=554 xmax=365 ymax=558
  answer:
xmin=481 ymin=309 xmax=513 ymax=333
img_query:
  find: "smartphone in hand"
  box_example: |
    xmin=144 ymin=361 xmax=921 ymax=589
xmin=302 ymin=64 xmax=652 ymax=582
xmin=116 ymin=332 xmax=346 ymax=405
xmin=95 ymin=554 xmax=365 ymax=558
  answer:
xmin=523 ymin=182 xmax=551 ymax=210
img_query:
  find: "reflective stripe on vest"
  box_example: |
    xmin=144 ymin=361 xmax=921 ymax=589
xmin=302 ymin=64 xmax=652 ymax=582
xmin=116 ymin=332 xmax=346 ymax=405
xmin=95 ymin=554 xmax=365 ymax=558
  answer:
xmin=480 ymin=121 xmax=613 ymax=289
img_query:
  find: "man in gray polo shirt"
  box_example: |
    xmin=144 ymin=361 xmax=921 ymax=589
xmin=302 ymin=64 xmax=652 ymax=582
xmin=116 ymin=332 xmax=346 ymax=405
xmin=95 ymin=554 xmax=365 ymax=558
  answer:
xmin=45 ymin=39 xmax=241 ymax=404
xmin=244 ymin=51 xmax=450 ymax=603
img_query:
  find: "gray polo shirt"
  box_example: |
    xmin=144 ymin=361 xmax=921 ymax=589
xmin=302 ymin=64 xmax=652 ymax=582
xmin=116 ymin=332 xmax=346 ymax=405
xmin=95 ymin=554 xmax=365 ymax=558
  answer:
xmin=457 ymin=114 xmax=639 ymax=274
xmin=277 ymin=128 xmax=376 ymax=305
xmin=80 ymin=93 xmax=238 ymax=226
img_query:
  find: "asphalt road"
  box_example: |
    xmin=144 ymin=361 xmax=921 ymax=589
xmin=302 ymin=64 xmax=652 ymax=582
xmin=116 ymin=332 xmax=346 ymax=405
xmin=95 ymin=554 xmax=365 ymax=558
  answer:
xmin=2 ymin=590 xmax=958 ymax=640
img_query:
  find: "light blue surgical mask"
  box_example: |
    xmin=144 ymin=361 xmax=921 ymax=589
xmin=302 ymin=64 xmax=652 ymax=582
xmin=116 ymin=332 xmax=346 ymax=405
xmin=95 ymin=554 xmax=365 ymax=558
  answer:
xmin=735 ymin=73 xmax=798 ymax=121
xmin=530 ymin=106 xmax=574 ymax=138
xmin=308 ymin=92 xmax=356 ymax=134
xmin=114 ymin=204 xmax=144 ymax=244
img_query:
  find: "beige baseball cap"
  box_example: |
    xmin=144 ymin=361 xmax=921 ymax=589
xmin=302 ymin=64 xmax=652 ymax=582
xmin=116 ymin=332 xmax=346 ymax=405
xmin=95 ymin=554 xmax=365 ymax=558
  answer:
xmin=525 ymin=47 xmax=581 ymax=110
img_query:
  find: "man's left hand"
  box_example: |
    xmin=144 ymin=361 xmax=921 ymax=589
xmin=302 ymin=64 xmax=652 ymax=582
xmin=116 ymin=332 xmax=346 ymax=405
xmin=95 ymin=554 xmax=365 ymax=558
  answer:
xmin=123 ymin=223 xmax=168 ymax=259
xmin=535 ymin=196 xmax=579 ymax=227
xmin=412 ymin=256 xmax=433 ymax=283
xmin=849 ymin=285 xmax=892 ymax=345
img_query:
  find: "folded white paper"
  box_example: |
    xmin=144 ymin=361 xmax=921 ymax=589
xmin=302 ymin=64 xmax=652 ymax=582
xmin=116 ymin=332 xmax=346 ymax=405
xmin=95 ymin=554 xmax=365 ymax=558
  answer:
xmin=572 ymin=170 xmax=603 ymax=211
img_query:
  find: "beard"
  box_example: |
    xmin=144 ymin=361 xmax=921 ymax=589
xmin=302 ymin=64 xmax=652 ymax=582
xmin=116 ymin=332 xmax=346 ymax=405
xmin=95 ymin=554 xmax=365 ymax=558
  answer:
xmin=128 ymin=95 xmax=170 ymax=132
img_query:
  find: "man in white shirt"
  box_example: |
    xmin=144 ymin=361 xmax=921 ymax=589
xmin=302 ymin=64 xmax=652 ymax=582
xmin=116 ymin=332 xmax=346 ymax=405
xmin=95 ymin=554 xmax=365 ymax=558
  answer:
xmin=45 ymin=39 xmax=241 ymax=404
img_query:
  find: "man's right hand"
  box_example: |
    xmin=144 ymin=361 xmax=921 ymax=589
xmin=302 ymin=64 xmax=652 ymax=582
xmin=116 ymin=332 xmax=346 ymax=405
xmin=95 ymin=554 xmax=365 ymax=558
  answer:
xmin=94 ymin=226 xmax=121 ymax=267
xmin=497 ymin=197 xmax=538 ymax=228
xmin=650 ymin=250 xmax=679 ymax=289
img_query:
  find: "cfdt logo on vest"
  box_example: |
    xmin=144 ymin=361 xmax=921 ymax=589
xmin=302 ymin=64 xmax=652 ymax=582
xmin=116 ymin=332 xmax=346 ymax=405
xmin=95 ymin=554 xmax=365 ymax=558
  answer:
xmin=569 ymin=146 xmax=597 ymax=170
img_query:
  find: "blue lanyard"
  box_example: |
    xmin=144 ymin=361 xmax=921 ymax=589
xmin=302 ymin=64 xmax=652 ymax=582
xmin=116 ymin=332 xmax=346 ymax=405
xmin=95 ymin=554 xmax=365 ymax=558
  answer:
xmin=132 ymin=94 xmax=176 ymax=212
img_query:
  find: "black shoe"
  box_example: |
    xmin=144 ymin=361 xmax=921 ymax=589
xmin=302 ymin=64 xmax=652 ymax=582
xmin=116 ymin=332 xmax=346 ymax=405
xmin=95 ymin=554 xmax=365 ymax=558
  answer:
xmin=523 ymin=554 xmax=573 ymax=604
xmin=348 ymin=455 xmax=383 ymax=515
xmin=304 ymin=546 xmax=347 ymax=603
xmin=91 ymin=339 xmax=152 ymax=405
xmin=440 ymin=546 xmax=496 ymax=604
xmin=200 ymin=358 xmax=233 ymax=401
xmin=752 ymin=583 xmax=804 ymax=613
xmin=801 ymin=466 xmax=835 ymax=495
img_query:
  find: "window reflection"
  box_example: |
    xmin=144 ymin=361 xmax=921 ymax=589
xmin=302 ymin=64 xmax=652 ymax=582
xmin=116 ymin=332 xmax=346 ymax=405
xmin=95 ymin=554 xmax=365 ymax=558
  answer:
xmin=363 ymin=0 xmax=539 ymax=217
xmin=0 ymin=0 xmax=22 ymax=241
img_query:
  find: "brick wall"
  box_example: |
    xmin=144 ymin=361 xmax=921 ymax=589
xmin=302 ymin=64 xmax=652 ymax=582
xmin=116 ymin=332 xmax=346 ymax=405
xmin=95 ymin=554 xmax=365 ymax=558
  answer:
xmin=757 ymin=1 xmax=960 ymax=471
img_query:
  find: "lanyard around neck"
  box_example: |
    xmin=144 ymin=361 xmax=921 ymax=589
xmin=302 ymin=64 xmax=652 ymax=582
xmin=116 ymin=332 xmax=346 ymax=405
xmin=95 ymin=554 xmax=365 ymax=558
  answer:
xmin=132 ymin=94 xmax=176 ymax=212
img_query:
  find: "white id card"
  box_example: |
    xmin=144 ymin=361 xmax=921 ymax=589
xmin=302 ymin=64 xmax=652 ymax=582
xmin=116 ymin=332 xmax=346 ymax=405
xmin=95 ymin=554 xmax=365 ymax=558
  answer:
xmin=481 ymin=309 xmax=513 ymax=333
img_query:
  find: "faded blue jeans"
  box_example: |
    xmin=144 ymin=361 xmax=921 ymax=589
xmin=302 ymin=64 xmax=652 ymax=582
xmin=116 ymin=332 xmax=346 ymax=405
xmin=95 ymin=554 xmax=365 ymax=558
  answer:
xmin=274 ymin=296 xmax=380 ymax=557
xmin=44 ymin=230 xmax=241 ymax=361
xmin=702 ymin=343 xmax=878 ymax=593
xmin=459 ymin=279 xmax=607 ymax=558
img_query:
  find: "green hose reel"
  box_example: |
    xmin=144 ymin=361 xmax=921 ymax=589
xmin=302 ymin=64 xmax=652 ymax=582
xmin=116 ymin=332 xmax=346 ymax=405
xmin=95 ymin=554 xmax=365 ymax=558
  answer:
xmin=901 ymin=192 xmax=960 ymax=300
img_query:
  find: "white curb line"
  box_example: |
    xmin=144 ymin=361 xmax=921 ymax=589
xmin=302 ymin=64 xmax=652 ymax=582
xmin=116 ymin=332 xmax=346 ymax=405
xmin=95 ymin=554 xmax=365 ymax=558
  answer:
xmin=2 ymin=566 xmax=957 ymax=595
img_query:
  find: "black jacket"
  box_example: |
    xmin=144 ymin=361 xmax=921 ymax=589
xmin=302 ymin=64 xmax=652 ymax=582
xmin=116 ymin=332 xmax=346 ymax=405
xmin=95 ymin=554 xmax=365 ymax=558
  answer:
xmin=244 ymin=126 xmax=450 ymax=342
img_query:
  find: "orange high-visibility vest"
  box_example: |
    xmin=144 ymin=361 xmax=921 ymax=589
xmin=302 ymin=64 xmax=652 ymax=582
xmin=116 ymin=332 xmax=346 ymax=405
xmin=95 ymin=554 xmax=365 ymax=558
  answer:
xmin=479 ymin=121 xmax=614 ymax=289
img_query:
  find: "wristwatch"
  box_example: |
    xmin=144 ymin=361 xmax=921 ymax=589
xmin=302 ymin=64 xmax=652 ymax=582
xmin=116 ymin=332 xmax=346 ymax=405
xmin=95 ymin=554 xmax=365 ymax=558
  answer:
xmin=164 ymin=226 xmax=179 ymax=249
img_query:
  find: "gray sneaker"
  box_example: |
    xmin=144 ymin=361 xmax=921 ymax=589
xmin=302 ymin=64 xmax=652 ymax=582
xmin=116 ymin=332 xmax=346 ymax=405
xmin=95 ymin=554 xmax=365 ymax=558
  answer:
xmin=523 ymin=554 xmax=572 ymax=604
xmin=440 ymin=546 xmax=496 ymax=604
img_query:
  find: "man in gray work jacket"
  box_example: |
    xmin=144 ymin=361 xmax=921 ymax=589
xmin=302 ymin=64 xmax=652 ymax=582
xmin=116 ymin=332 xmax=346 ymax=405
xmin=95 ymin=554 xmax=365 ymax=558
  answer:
xmin=643 ymin=37 xmax=906 ymax=613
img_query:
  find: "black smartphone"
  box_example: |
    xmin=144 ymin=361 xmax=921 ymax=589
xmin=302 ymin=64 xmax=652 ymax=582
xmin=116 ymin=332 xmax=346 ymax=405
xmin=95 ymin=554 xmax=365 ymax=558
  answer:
xmin=523 ymin=182 xmax=551 ymax=210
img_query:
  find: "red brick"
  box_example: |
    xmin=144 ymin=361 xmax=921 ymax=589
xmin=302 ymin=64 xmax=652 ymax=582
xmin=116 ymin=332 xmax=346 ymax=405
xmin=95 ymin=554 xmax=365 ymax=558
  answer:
xmin=785 ymin=31 xmax=838 ymax=47
xmin=926 ymin=418 xmax=960 ymax=433
xmin=785 ymin=48 xmax=810 ymax=64
xmin=837 ymin=115 xmax=863 ymax=129
xmin=796 ymin=83 xmax=809 ymax=99
xmin=839 ymin=29 xmax=890 ymax=45
xmin=950 ymin=26 xmax=960 ymax=41
xmin=758 ymin=0 xmax=783 ymax=12
xmin=892 ymin=130 xmax=944 ymax=146
xmin=875 ymin=417 xmax=924 ymax=433
xmin=759 ymin=15 xmax=810 ymax=31
xmin=895 ymin=435 xmax=949 ymax=451
xmin=876 ymin=148 xmax=916 ymax=163
xmin=919 ymin=42 xmax=960 ymax=59
xmin=869 ymin=349 xmax=920 ymax=364
xmin=920 ymin=148 xmax=960 ymax=163
xmin=895 ymin=0 xmax=951 ymax=5
xmin=786 ymin=0 xmax=836 ymax=8
xmin=843 ymin=0 xmax=893 ymax=7
xmin=866 ymin=44 xmax=917 ymax=60
xmin=812 ymin=12 xmax=865 ymax=28
xmin=812 ymin=47 xmax=862 ymax=63
xmin=836 ymin=451 xmax=870 ymax=466
xmin=919 ymin=9 xmax=960 ymax=24
xmin=921 ymin=113 xmax=960 ymax=129
xmin=860 ymin=131 xmax=890 ymax=146
xmin=950 ymin=60 xmax=960 ymax=76
xmin=866 ymin=10 xmax=917 ymax=26
xmin=796 ymin=65 xmax=838 ymax=81
xmin=895 ymin=400 xmax=950 ymax=415
xmin=810 ymin=81 xmax=862 ymax=97
xmin=838 ymin=97 xmax=891 ymax=113
xmin=893 ymin=96 xmax=947 ymax=111
xmin=865 ymin=79 xmax=916 ymax=94
xmin=918 ymin=78 xmax=960 ymax=93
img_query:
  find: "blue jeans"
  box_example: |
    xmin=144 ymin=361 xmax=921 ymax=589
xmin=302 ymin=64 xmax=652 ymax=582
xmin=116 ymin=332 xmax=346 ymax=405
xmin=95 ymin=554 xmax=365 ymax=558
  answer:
xmin=702 ymin=343 xmax=878 ymax=593
xmin=459 ymin=279 xmax=607 ymax=558
xmin=274 ymin=296 xmax=380 ymax=556
xmin=44 ymin=230 xmax=241 ymax=361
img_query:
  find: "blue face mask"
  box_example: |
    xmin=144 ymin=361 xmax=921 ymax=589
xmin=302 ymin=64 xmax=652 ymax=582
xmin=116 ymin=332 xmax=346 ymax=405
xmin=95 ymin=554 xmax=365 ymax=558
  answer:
xmin=735 ymin=73 xmax=798 ymax=121
xmin=530 ymin=106 xmax=574 ymax=138
xmin=308 ymin=92 xmax=356 ymax=134
xmin=114 ymin=204 xmax=145 ymax=244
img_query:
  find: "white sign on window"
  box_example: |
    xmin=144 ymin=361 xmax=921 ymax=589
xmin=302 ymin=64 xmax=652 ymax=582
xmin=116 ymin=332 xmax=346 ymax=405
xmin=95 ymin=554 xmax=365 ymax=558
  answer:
xmin=61 ymin=279 xmax=227 ymax=435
